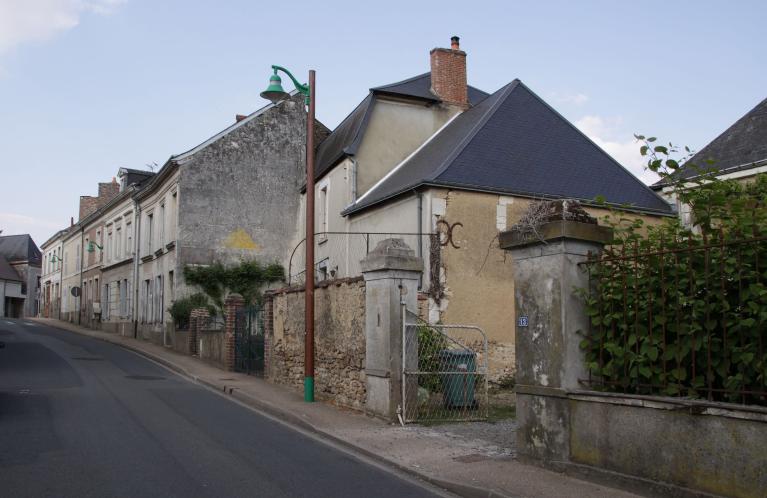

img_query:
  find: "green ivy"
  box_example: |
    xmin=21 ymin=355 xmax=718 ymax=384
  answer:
xmin=183 ymin=260 xmax=284 ymax=313
xmin=579 ymin=137 xmax=767 ymax=405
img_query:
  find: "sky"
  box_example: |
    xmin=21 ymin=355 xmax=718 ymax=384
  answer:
xmin=0 ymin=0 xmax=765 ymax=246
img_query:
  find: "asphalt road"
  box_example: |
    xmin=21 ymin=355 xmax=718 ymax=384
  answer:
xmin=0 ymin=319 xmax=444 ymax=498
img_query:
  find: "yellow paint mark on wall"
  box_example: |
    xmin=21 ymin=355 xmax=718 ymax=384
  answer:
xmin=224 ymin=229 xmax=260 ymax=251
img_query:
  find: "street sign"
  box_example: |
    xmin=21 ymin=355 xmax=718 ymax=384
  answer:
xmin=71 ymin=286 xmax=81 ymax=297
xmin=517 ymin=316 xmax=529 ymax=327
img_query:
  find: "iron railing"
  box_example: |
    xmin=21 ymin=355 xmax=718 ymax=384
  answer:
xmin=287 ymin=232 xmax=438 ymax=285
xmin=580 ymin=230 xmax=767 ymax=406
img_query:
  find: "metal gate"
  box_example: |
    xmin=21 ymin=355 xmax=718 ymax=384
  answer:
xmin=234 ymin=305 xmax=264 ymax=376
xmin=401 ymin=306 xmax=488 ymax=423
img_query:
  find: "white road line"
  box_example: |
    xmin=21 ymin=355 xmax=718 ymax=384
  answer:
xmin=4 ymin=321 xmax=14 ymax=326
xmin=24 ymin=322 xmax=38 ymax=326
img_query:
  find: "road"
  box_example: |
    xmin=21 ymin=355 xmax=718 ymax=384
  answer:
xmin=0 ymin=319 xmax=445 ymax=498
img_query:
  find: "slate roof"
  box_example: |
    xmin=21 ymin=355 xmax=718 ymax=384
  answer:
xmin=0 ymin=234 xmax=42 ymax=265
xmin=314 ymin=73 xmax=489 ymax=181
xmin=345 ymin=80 xmax=672 ymax=216
xmin=653 ymin=96 xmax=767 ymax=187
xmin=0 ymin=256 xmax=21 ymax=282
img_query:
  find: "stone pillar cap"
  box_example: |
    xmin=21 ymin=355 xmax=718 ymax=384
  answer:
xmin=361 ymin=238 xmax=423 ymax=273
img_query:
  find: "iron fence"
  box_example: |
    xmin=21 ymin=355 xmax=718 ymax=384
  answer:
xmin=580 ymin=230 xmax=767 ymax=406
xmin=401 ymin=308 xmax=489 ymax=423
xmin=287 ymin=232 xmax=438 ymax=285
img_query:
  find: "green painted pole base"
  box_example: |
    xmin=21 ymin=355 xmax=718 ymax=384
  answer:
xmin=304 ymin=377 xmax=315 ymax=402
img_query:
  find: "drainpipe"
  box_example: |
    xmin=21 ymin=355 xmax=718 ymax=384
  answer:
xmin=58 ymin=245 xmax=63 ymax=320
xmin=416 ymin=190 xmax=423 ymax=290
xmin=132 ymin=197 xmax=141 ymax=339
xmin=350 ymin=158 xmax=358 ymax=202
xmin=77 ymin=227 xmax=84 ymax=325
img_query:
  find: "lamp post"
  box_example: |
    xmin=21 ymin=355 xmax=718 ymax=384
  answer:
xmin=261 ymin=65 xmax=316 ymax=402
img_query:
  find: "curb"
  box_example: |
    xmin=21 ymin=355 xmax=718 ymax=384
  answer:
xmin=34 ymin=319 xmax=514 ymax=498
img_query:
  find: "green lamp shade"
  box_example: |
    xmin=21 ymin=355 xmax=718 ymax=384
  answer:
xmin=260 ymin=73 xmax=289 ymax=103
xmin=86 ymin=242 xmax=94 ymax=253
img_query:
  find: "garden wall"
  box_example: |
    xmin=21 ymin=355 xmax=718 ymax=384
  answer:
xmin=265 ymin=277 xmax=367 ymax=410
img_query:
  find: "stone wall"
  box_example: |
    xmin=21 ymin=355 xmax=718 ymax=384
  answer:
xmin=199 ymin=329 xmax=225 ymax=369
xmin=266 ymin=277 xmax=366 ymax=410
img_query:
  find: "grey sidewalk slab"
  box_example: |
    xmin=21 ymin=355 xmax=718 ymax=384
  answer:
xmin=30 ymin=318 xmax=642 ymax=498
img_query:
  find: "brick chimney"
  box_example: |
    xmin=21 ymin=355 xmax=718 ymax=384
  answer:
xmin=235 ymin=114 xmax=248 ymax=122
xmin=78 ymin=178 xmax=121 ymax=220
xmin=430 ymin=36 xmax=468 ymax=108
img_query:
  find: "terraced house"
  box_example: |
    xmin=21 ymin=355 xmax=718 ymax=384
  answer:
xmin=46 ymin=92 xmax=323 ymax=344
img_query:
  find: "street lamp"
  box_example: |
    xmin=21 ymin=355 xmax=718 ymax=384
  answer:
xmin=261 ymin=64 xmax=316 ymax=402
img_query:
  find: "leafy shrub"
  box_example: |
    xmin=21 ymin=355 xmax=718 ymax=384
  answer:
xmin=168 ymin=293 xmax=216 ymax=329
xmin=579 ymin=137 xmax=767 ymax=405
xmin=183 ymin=260 xmax=284 ymax=313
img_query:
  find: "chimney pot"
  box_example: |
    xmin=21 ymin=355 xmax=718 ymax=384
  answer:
xmin=71 ymin=217 xmax=74 ymax=227
xmin=451 ymin=36 xmax=460 ymax=50
xmin=236 ymin=114 xmax=248 ymax=122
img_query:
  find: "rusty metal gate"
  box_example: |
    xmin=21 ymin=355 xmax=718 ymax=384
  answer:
xmin=234 ymin=305 xmax=264 ymax=376
xmin=401 ymin=306 xmax=488 ymax=423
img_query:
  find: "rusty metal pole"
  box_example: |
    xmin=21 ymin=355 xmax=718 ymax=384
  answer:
xmin=304 ymin=70 xmax=316 ymax=402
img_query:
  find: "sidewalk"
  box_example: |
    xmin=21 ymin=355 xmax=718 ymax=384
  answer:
xmin=33 ymin=317 xmax=642 ymax=498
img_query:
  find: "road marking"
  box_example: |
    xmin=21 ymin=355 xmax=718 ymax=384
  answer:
xmin=4 ymin=321 xmax=14 ymax=326
xmin=24 ymin=322 xmax=38 ymax=326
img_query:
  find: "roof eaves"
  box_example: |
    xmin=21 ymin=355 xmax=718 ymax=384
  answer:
xmin=344 ymin=179 xmax=674 ymax=218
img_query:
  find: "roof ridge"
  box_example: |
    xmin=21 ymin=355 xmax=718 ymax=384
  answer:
xmin=513 ymin=80 xmax=668 ymax=206
xmin=371 ymin=72 xmax=430 ymax=91
xmin=430 ymin=80 xmax=520 ymax=181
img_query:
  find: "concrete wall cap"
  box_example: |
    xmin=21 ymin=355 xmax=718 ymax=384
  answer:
xmin=500 ymin=220 xmax=613 ymax=250
xmin=360 ymin=238 xmax=424 ymax=273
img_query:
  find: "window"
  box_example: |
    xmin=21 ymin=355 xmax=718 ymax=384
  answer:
xmin=126 ymin=220 xmax=133 ymax=256
xmin=96 ymin=231 xmax=102 ymax=263
xmin=171 ymin=191 xmax=177 ymax=241
xmin=120 ymin=279 xmax=128 ymax=317
xmin=103 ymin=283 xmax=109 ymax=320
xmin=155 ymin=275 xmax=164 ymax=323
xmin=146 ymin=213 xmax=154 ymax=255
xmin=76 ymin=244 xmax=81 ymax=271
xmin=107 ymin=230 xmax=113 ymax=263
xmin=115 ymin=226 xmax=122 ymax=260
xmin=168 ymin=270 xmax=174 ymax=305
xmin=159 ymin=203 xmax=166 ymax=248
xmin=143 ymin=279 xmax=151 ymax=323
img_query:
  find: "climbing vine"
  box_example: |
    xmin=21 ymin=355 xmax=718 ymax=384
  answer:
xmin=183 ymin=260 xmax=284 ymax=313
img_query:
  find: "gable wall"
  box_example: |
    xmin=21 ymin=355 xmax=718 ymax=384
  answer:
xmin=355 ymin=98 xmax=456 ymax=197
xmin=177 ymin=95 xmax=308 ymax=283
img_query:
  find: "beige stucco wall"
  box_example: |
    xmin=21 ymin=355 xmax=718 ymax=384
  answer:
xmin=355 ymin=98 xmax=456 ymax=195
xmin=429 ymin=188 xmax=670 ymax=382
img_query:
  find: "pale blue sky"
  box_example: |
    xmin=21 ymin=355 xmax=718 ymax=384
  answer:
xmin=1 ymin=0 xmax=765 ymax=245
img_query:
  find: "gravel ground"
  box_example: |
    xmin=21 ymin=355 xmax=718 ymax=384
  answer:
xmin=403 ymin=417 xmax=518 ymax=459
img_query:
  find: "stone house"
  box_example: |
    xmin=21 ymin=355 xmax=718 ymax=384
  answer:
xmin=40 ymin=228 xmax=68 ymax=318
xmin=299 ymin=37 xmax=673 ymax=381
xmin=129 ymin=93 xmax=327 ymax=343
xmin=651 ymin=95 xmax=767 ymax=226
xmin=47 ymin=93 xmax=325 ymax=340
xmin=59 ymin=178 xmax=120 ymax=324
xmin=0 ymin=234 xmax=41 ymax=317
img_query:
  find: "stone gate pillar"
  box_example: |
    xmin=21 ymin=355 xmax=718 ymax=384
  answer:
xmin=500 ymin=201 xmax=611 ymax=463
xmin=361 ymin=239 xmax=423 ymax=420
xmin=224 ymin=294 xmax=245 ymax=372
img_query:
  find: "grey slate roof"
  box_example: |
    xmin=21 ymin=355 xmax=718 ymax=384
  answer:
xmin=0 ymin=256 xmax=21 ymax=282
xmin=345 ymin=80 xmax=672 ymax=216
xmin=0 ymin=234 xmax=42 ymax=265
xmin=653 ymin=96 xmax=767 ymax=187
xmin=314 ymin=73 xmax=489 ymax=181
xmin=371 ymin=72 xmax=489 ymax=105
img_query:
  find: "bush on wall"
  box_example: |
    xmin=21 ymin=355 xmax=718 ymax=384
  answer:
xmin=579 ymin=137 xmax=767 ymax=405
